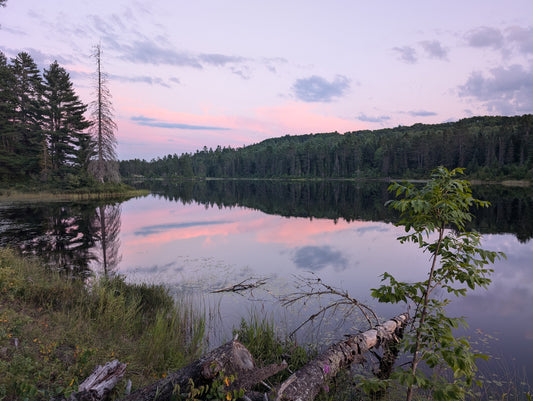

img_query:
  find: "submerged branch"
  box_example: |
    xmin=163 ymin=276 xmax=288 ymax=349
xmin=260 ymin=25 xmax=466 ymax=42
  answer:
xmin=280 ymin=273 xmax=380 ymax=336
xmin=211 ymin=277 xmax=268 ymax=295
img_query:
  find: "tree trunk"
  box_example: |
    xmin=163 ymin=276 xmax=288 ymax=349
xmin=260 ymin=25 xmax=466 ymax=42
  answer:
xmin=52 ymin=360 xmax=127 ymax=401
xmin=62 ymin=314 xmax=408 ymax=401
xmin=271 ymin=313 xmax=408 ymax=401
xmin=123 ymin=340 xmax=286 ymax=401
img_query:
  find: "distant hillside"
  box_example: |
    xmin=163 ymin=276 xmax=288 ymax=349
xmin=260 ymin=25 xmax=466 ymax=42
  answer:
xmin=120 ymin=114 xmax=533 ymax=180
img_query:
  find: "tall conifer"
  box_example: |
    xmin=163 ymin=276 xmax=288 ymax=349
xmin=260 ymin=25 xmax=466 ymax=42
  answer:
xmin=42 ymin=61 xmax=91 ymax=182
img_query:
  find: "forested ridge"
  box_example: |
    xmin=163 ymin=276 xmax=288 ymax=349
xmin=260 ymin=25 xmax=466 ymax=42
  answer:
xmin=120 ymin=114 xmax=533 ymax=180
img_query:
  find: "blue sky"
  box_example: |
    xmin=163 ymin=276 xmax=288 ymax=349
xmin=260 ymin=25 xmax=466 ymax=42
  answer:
xmin=1 ymin=0 xmax=533 ymax=160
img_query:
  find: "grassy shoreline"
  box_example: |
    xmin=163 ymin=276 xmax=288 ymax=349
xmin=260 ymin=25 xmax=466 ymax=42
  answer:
xmin=0 ymin=248 xmax=204 ymax=400
xmin=0 ymin=182 xmax=150 ymax=202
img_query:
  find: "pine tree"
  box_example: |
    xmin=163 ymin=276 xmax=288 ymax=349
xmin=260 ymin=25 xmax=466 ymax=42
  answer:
xmin=9 ymin=52 xmax=44 ymax=179
xmin=42 ymin=61 xmax=91 ymax=183
xmin=88 ymin=44 xmax=119 ymax=183
xmin=0 ymin=51 xmax=17 ymax=180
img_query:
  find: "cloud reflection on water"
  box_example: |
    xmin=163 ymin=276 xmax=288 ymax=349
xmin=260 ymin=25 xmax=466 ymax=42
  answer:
xmin=292 ymin=245 xmax=349 ymax=271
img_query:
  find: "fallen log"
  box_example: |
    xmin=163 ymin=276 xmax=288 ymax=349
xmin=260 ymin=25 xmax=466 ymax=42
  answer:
xmin=123 ymin=340 xmax=286 ymax=401
xmin=52 ymin=360 xmax=127 ymax=401
xmin=61 ymin=314 xmax=408 ymax=401
xmin=271 ymin=313 xmax=409 ymax=401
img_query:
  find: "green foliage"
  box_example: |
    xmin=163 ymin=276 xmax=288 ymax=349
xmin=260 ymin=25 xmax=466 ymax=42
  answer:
xmin=371 ymin=167 xmax=506 ymax=400
xmin=233 ymin=314 xmax=311 ymax=383
xmin=169 ymin=372 xmax=244 ymax=401
xmin=0 ymin=248 xmax=205 ymax=400
xmin=120 ymin=115 xmax=533 ymax=181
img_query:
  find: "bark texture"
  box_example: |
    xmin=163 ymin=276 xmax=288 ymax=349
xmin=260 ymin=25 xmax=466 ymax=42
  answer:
xmin=123 ymin=340 xmax=281 ymax=401
xmin=58 ymin=314 xmax=408 ymax=401
xmin=52 ymin=360 xmax=127 ymax=401
xmin=272 ymin=313 xmax=408 ymax=401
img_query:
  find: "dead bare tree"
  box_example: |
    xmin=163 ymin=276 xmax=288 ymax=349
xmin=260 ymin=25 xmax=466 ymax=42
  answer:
xmin=88 ymin=44 xmax=119 ymax=183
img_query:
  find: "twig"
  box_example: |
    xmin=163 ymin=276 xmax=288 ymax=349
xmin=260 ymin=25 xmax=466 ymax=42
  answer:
xmin=211 ymin=277 xmax=268 ymax=294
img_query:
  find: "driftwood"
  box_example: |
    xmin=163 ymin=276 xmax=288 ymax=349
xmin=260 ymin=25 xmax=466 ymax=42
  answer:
xmin=62 ymin=314 xmax=408 ymax=401
xmin=123 ymin=340 xmax=286 ymax=401
xmin=271 ymin=313 xmax=409 ymax=401
xmin=52 ymin=360 xmax=127 ymax=401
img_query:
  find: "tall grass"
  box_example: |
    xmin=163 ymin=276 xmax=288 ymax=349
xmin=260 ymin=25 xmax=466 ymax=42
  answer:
xmin=0 ymin=248 xmax=205 ymax=400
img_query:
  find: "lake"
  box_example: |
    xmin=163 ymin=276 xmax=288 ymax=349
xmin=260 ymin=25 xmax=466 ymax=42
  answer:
xmin=1 ymin=180 xmax=532 ymax=394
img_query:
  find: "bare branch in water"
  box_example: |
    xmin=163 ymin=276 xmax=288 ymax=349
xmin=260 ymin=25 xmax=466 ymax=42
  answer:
xmin=211 ymin=277 xmax=269 ymax=295
xmin=280 ymin=272 xmax=380 ymax=337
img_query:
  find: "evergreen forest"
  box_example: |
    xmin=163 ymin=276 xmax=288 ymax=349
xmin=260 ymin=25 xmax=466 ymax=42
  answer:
xmin=120 ymin=114 xmax=533 ymax=180
xmin=0 ymin=50 xmax=118 ymax=188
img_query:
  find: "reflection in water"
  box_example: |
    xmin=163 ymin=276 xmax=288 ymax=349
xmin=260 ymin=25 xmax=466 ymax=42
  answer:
xmin=1 ymin=180 xmax=532 ymax=386
xmin=133 ymin=179 xmax=533 ymax=242
xmin=0 ymin=201 xmax=122 ymax=276
xmin=91 ymin=204 xmax=122 ymax=276
xmin=0 ymin=202 xmax=97 ymax=276
xmin=292 ymin=245 xmax=349 ymax=271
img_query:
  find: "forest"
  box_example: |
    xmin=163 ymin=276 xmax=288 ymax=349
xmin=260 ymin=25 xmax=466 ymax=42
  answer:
xmin=0 ymin=50 xmax=118 ymax=188
xmin=120 ymin=114 xmax=533 ymax=180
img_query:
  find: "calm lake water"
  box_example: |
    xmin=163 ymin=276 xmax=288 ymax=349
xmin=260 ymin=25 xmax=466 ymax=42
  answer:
xmin=1 ymin=180 xmax=532 ymax=393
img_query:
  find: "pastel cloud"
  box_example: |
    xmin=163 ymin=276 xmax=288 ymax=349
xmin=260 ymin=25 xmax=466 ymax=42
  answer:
xmin=465 ymin=26 xmax=505 ymax=49
xmin=253 ymin=102 xmax=364 ymax=136
xmin=419 ymin=40 xmax=448 ymax=60
xmin=357 ymin=113 xmax=391 ymax=124
xmin=131 ymin=115 xmax=230 ymax=131
xmin=292 ymin=75 xmax=350 ymax=102
xmin=393 ymin=46 xmax=417 ymax=64
xmin=459 ymin=63 xmax=533 ymax=114
xmin=407 ymin=110 xmax=438 ymax=117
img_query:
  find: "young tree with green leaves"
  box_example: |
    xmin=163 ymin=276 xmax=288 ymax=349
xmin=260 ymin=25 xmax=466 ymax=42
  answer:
xmin=371 ymin=167 xmax=505 ymax=401
xmin=88 ymin=44 xmax=119 ymax=183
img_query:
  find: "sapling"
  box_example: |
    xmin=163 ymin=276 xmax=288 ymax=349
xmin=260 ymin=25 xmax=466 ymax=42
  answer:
xmin=371 ymin=167 xmax=505 ymax=401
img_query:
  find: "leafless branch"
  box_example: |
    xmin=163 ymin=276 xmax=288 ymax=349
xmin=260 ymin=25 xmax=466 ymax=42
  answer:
xmin=280 ymin=273 xmax=380 ymax=337
xmin=211 ymin=277 xmax=268 ymax=295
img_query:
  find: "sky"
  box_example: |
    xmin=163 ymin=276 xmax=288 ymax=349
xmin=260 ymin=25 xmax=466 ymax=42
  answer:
xmin=2 ymin=0 xmax=533 ymax=160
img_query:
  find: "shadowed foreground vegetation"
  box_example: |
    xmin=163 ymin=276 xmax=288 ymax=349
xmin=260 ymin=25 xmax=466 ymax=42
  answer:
xmin=0 ymin=248 xmax=204 ymax=400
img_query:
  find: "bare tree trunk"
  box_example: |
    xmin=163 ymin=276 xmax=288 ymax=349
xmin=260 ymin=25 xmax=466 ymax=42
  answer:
xmin=271 ymin=313 xmax=408 ymax=401
xmin=123 ymin=340 xmax=286 ymax=401
xmin=60 ymin=314 xmax=408 ymax=401
xmin=52 ymin=360 xmax=127 ymax=401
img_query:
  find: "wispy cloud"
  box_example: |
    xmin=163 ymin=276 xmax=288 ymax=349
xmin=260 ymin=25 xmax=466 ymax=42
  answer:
xmin=420 ymin=40 xmax=448 ymax=60
xmin=407 ymin=110 xmax=437 ymax=117
xmin=458 ymin=63 xmax=533 ymax=114
xmin=465 ymin=26 xmax=505 ymax=49
xmin=111 ymin=74 xmax=172 ymax=87
xmin=199 ymin=53 xmax=246 ymax=66
xmin=393 ymin=46 xmax=417 ymax=64
xmin=356 ymin=113 xmax=391 ymax=124
xmin=131 ymin=115 xmax=230 ymax=131
xmin=506 ymin=26 xmax=533 ymax=55
xmin=292 ymin=75 xmax=350 ymax=102
xmin=135 ymin=220 xmax=231 ymax=236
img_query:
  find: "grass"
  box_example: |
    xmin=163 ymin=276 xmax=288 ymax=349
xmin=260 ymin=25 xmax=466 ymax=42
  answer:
xmin=0 ymin=186 xmax=150 ymax=202
xmin=0 ymin=248 xmax=205 ymax=400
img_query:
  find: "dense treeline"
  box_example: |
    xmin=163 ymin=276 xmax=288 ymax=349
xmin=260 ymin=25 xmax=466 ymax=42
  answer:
xmin=120 ymin=115 xmax=533 ymax=180
xmin=0 ymin=50 xmax=117 ymax=188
